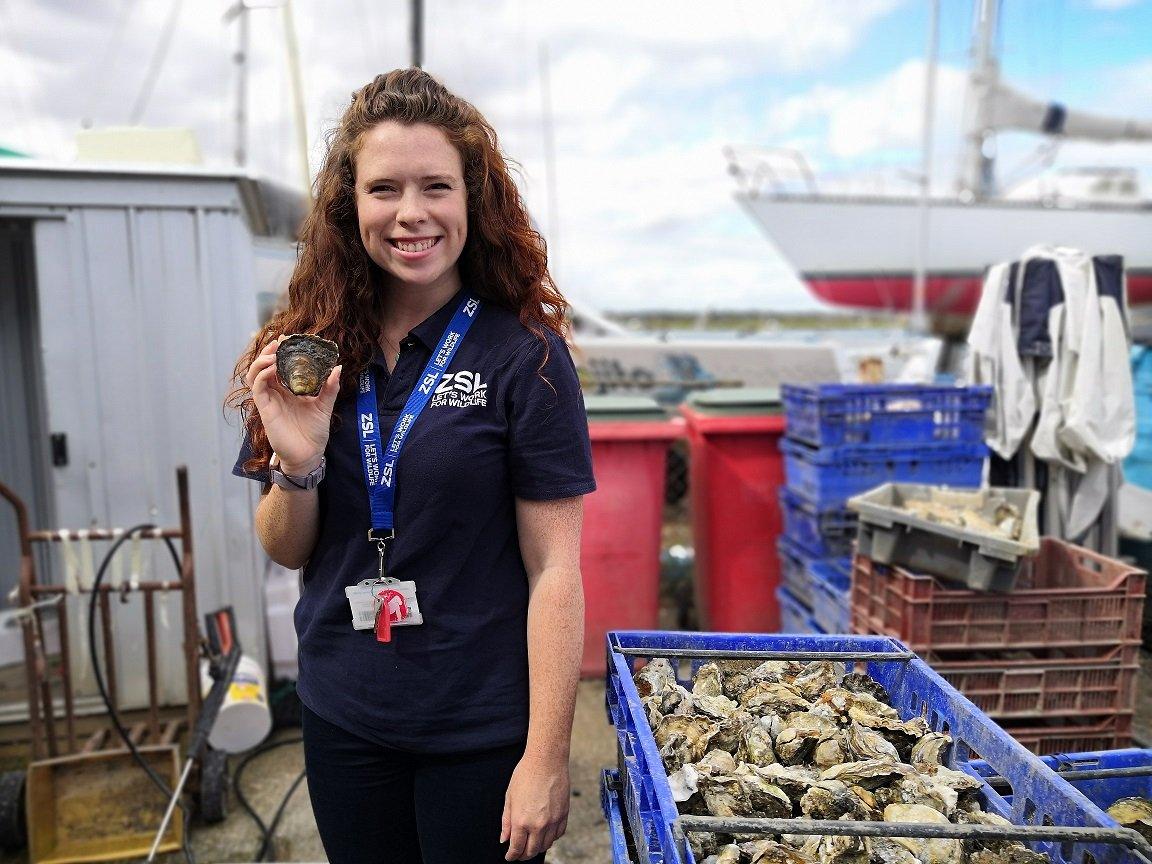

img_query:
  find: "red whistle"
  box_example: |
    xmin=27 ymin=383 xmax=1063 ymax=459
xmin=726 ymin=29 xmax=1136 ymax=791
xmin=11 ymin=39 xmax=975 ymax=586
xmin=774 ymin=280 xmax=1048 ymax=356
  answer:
xmin=374 ymin=589 xmax=408 ymax=643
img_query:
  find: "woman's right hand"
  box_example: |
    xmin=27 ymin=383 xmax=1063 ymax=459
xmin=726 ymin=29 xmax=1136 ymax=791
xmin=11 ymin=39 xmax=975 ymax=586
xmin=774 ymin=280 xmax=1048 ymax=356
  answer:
xmin=245 ymin=335 xmax=343 ymax=474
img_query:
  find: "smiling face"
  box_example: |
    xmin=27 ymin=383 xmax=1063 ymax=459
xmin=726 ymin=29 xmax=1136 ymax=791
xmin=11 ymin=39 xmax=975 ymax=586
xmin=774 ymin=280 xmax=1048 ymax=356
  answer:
xmin=354 ymin=121 xmax=468 ymax=299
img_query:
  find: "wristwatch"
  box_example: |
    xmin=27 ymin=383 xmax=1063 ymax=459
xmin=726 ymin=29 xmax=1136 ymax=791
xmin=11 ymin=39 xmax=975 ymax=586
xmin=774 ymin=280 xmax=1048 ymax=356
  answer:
xmin=270 ymin=455 xmax=326 ymax=491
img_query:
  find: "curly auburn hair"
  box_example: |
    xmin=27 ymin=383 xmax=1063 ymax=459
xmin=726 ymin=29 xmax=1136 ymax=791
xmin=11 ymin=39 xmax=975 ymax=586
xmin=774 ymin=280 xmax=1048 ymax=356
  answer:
xmin=227 ymin=68 xmax=567 ymax=474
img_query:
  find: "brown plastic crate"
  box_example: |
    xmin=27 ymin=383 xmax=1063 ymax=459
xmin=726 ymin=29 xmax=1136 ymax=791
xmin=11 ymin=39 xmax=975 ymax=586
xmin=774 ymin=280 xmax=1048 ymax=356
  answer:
xmin=852 ymin=628 xmax=1140 ymax=718
xmin=994 ymin=713 xmax=1133 ymax=756
xmin=851 ymin=538 xmax=1146 ymax=650
xmin=930 ymin=646 xmax=1138 ymax=718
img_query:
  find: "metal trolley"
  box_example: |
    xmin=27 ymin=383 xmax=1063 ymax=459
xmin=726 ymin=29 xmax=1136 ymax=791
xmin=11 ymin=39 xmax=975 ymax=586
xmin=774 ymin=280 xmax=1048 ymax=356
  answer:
xmin=0 ymin=466 xmax=228 ymax=860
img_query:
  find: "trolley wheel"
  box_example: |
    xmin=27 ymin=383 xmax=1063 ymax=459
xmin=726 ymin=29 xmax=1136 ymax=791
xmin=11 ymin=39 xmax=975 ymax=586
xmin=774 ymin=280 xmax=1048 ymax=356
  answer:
xmin=198 ymin=747 xmax=229 ymax=824
xmin=0 ymin=770 xmax=26 ymax=849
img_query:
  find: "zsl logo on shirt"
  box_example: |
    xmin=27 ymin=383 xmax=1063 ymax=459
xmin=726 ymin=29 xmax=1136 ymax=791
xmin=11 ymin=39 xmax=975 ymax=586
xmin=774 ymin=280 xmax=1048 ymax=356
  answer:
xmin=431 ymin=371 xmax=488 ymax=408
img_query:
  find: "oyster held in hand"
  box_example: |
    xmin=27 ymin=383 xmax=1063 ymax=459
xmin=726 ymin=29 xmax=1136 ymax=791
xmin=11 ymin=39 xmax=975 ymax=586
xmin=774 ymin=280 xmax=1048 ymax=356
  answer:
xmin=276 ymin=334 xmax=339 ymax=396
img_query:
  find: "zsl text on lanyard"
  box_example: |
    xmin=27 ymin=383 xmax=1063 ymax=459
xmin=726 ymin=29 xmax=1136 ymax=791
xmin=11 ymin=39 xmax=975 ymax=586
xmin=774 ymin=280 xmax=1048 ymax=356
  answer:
xmin=348 ymin=295 xmax=481 ymax=643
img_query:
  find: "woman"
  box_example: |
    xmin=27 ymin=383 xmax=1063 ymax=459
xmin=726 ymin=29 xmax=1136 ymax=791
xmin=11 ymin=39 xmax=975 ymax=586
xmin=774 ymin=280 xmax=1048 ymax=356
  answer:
xmin=229 ymin=68 xmax=594 ymax=864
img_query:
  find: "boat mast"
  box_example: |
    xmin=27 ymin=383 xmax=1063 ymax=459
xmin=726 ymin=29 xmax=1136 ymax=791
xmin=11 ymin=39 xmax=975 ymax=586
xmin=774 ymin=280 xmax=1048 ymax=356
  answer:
xmin=911 ymin=0 xmax=941 ymax=334
xmin=411 ymin=0 xmax=423 ymax=68
xmin=959 ymin=0 xmax=1000 ymax=200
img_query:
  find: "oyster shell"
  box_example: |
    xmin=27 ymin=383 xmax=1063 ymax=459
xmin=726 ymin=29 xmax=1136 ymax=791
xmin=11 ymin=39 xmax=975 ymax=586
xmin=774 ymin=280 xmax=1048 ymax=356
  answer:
xmin=697 ymin=748 xmax=740 ymax=776
xmin=970 ymin=849 xmax=1049 ymax=864
xmin=793 ymin=661 xmax=843 ymax=701
xmin=694 ymin=662 xmax=725 ymax=697
xmin=813 ymin=732 xmax=851 ymax=770
xmin=800 ymin=780 xmax=874 ymax=820
xmin=1106 ymin=796 xmax=1152 ymax=842
xmin=701 ymin=772 xmax=752 ymax=817
xmin=710 ymin=844 xmax=743 ymax=864
xmin=820 ymin=833 xmax=870 ymax=864
xmin=820 ymin=759 xmax=908 ymax=791
xmin=690 ymin=831 xmax=721 ymax=861
xmin=634 ymin=657 xmax=676 ymax=697
xmin=866 ymin=837 xmax=920 ymax=864
xmin=276 ymin=334 xmax=339 ymax=396
xmin=841 ymin=672 xmax=891 ymax=704
xmin=749 ymin=660 xmax=807 ymax=684
xmin=741 ymin=681 xmax=812 ymax=717
xmin=746 ymin=763 xmax=819 ymax=801
xmin=667 ymin=762 xmax=700 ymax=802
xmin=910 ymin=733 xmax=951 ymax=773
xmin=738 ymin=716 xmax=779 ymax=766
xmin=697 ymin=693 xmax=742 ymax=720
xmin=846 ymin=721 xmax=900 ymax=763
xmin=654 ymin=714 xmax=720 ymax=771
xmin=884 ymin=803 xmax=962 ymax=864
xmin=776 ymin=712 xmax=840 ymax=765
xmin=733 ymin=763 xmax=794 ymax=817
xmin=742 ymin=838 xmax=820 ymax=864
xmin=896 ymin=770 xmax=957 ymax=817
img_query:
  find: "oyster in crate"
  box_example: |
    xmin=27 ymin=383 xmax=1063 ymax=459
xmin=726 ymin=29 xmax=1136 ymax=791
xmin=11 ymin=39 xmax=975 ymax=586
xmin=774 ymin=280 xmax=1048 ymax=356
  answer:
xmin=1106 ymin=796 xmax=1152 ymax=842
xmin=276 ymin=334 xmax=339 ymax=396
xmin=627 ymin=658 xmax=1051 ymax=864
xmin=884 ymin=803 xmax=962 ymax=864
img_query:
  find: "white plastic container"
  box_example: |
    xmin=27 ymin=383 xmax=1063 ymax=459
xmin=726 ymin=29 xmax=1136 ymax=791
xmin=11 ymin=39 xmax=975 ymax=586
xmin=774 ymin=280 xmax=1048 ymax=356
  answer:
xmin=200 ymin=653 xmax=272 ymax=753
xmin=264 ymin=562 xmax=300 ymax=681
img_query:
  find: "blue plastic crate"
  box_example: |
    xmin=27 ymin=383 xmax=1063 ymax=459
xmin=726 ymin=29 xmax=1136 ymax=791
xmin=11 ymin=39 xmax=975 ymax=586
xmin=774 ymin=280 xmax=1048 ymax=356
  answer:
xmin=605 ymin=631 xmax=1133 ymax=864
xmin=968 ymin=749 xmax=1152 ymax=864
xmin=601 ymin=770 xmax=636 ymax=864
xmin=807 ymin=557 xmax=852 ymax=634
xmin=777 ymin=535 xmax=816 ymax=607
xmin=779 ymin=486 xmax=857 ymax=558
xmin=781 ymin=438 xmax=988 ymax=508
xmin=777 ymin=585 xmax=823 ymax=634
xmin=781 ymin=383 xmax=993 ymax=448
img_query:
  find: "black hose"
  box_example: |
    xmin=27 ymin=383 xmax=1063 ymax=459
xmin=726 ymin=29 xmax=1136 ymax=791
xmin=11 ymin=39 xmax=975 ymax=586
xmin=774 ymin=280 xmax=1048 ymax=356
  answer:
xmin=232 ymin=735 xmax=306 ymax=861
xmin=88 ymin=524 xmax=195 ymax=864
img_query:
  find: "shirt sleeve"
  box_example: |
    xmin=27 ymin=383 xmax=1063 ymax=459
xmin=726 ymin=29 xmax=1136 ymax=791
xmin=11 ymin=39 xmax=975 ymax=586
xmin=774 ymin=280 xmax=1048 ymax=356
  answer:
xmin=232 ymin=431 xmax=271 ymax=483
xmin=505 ymin=329 xmax=597 ymax=501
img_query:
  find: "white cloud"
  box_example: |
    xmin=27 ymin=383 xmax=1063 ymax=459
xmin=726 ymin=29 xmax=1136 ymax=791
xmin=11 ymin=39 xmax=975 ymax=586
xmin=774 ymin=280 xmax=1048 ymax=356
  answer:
xmin=1089 ymin=0 xmax=1140 ymax=9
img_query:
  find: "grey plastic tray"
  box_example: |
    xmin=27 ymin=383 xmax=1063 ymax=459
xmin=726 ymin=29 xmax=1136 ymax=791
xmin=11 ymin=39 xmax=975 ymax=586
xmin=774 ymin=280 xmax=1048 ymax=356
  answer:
xmin=847 ymin=483 xmax=1041 ymax=592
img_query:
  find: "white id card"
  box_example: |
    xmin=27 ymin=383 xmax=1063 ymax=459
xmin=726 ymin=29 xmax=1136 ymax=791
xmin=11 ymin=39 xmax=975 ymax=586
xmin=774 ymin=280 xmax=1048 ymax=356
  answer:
xmin=344 ymin=578 xmax=423 ymax=631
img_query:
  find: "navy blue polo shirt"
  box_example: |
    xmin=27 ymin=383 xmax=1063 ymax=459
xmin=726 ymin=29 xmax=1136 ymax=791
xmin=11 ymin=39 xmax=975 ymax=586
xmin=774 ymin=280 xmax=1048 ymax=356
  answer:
xmin=234 ymin=289 xmax=595 ymax=753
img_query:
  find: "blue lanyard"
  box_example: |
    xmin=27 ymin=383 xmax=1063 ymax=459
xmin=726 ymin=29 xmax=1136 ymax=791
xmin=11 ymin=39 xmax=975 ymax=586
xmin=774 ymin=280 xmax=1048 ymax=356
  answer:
xmin=357 ymin=295 xmax=481 ymax=539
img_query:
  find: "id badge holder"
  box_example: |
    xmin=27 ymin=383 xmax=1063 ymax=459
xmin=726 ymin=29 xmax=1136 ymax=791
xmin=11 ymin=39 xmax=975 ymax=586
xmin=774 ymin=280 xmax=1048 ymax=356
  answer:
xmin=344 ymin=579 xmax=423 ymax=635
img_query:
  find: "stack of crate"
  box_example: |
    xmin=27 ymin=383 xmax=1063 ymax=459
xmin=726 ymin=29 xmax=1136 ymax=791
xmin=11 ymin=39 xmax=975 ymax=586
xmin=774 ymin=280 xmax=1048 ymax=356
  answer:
xmin=853 ymin=540 xmax=1146 ymax=754
xmin=776 ymin=383 xmax=993 ymax=634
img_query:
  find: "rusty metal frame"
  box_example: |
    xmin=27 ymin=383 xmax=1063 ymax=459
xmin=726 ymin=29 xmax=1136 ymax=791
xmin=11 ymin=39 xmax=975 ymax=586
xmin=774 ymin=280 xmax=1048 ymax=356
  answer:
xmin=0 ymin=466 xmax=201 ymax=761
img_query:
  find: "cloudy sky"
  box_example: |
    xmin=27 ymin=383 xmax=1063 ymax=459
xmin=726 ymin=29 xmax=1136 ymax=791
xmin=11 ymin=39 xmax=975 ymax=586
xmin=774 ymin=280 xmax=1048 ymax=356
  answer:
xmin=1 ymin=0 xmax=1150 ymax=311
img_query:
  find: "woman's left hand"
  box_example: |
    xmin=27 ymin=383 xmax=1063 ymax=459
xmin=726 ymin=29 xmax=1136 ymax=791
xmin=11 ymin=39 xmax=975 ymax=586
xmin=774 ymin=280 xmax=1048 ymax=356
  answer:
xmin=500 ymin=752 xmax=570 ymax=860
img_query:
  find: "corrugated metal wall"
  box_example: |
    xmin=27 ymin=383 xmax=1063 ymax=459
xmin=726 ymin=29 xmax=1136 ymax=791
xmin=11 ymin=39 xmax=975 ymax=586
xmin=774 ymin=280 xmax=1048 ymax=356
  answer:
xmin=2 ymin=170 xmax=267 ymax=710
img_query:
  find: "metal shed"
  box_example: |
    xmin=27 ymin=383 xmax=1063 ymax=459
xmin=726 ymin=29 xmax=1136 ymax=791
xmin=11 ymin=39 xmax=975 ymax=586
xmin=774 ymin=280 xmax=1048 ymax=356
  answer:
xmin=0 ymin=159 xmax=305 ymax=713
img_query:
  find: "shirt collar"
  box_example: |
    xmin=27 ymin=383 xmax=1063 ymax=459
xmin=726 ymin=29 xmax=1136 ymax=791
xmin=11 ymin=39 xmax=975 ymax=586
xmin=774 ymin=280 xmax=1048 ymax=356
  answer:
xmin=408 ymin=286 xmax=471 ymax=350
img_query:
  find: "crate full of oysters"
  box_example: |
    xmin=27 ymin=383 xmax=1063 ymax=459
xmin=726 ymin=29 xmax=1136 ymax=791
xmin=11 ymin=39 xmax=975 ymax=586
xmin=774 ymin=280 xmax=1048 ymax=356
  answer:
xmin=605 ymin=632 xmax=1146 ymax=864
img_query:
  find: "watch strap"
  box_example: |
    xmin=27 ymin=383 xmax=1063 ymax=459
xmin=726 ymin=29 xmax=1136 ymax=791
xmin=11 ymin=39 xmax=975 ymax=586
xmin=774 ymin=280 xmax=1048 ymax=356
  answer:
xmin=270 ymin=456 xmax=326 ymax=491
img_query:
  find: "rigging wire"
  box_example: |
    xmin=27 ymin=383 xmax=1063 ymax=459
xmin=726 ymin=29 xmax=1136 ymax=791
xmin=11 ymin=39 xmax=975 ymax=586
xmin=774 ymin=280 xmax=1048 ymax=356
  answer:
xmin=129 ymin=0 xmax=184 ymax=124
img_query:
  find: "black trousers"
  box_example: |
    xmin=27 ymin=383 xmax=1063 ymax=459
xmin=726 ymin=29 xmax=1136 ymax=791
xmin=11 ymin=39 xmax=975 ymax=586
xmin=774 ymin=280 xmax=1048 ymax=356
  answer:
xmin=301 ymin=704 xmax=546 ymax=864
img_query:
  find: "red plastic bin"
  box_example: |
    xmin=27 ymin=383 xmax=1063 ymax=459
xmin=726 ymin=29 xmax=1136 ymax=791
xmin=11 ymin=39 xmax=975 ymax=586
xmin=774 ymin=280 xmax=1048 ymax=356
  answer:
xmin=681 ymin=389 xmax=787 ymax=632
xmin=581 ymin=397 xmax=682 ymax=677
xmin=851 ymin=539 xmax=1146 ymax=651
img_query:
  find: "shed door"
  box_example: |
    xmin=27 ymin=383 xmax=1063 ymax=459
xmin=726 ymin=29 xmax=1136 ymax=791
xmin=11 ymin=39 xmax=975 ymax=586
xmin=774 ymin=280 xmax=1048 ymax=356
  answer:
xmin=0 ymin=220 xmax=52 ymax=606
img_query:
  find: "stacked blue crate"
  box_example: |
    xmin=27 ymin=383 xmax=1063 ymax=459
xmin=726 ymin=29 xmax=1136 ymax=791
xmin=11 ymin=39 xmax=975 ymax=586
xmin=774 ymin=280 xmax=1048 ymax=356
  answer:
xmin=777 ymin=383 xmax=992 ymax=633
